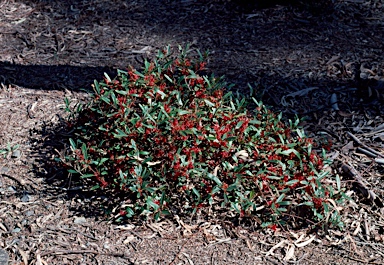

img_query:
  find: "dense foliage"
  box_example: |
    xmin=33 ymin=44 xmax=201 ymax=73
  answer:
xmin=64 ymin=45 xmax=345 ymax=229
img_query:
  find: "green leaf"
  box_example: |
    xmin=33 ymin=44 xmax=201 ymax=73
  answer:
xmin=93 ymin=80 xmax=100 ymax=94
xmin=261 ymin=222 xmax=273 ymax=228
xmin=278 ymin=149 xmax=301 ymax=159
xmin=278 ymin=201 xmax=291 ymax=206
xmin=276 ymin=193 xmax=285 ymax=203
xmin=154 ymin=212 xmax=160 ymax=220
xmin=139 ymin=150 xmax=150 ymax=156
xmin=161 ymin=209 xmax=171 ymax=216
xmin=235 ymin=121 xmax=244 ymax=130
xmin=185 ymin=129 xmax=197 ymax=135
xmin=266 ymin=175 xmax=281 ymax=180
xmin=315 ymin=212 xmax=324 ymax=220
xmin=81 ymin=174 xmax=95 ymax=178
xmin=192 ymin=188 xmax=200 ymax=199
xmin=155 ymin=88 xmax=166 ymax=99
xmin=203 ymin=76 xmax=211 ymax=88
xmin=296 ymin=128 xmax=304 ymax=138
xmin=98 ymin=158 xmax=109 ymax=166
xmin=335 ymin=174 xmax=341 ymax=191
xmin=113 ymin=128 xmax=128 ymax=138
xmin=126 ymin=207 xmax=135 ymax=217
xmin=81 ymin=143 xmax=88 ymax=160
xmin=285 ymin=179 xmax=299 ymax=186
xmin=223 ymin=193 xmax=229 ymax=203
xmin=177 ymin=110 xmax=190 ymax=115
xmin=226 ymin=183 xmax=238 ymax=192
xmin=104 ymin=72 xmax=112 ymax=82
xmin=69 ymin=138 xmax=77 ymax=150
xmin=164 ymin=74 xmax=173 ymax=83
xmin=249 ymin=119 xmax=261 ymax=125
xmin=187 ymin=69 xmax=197 ymax=79
xmin=101 ymin=96 xmax=110 ymax=104
xmin=316 ymin=170 xmax=329 ymax=181
xmin=115 ymin=90 xmax=128 ymax=95
xmin=203 ymin=99 xmax=215 ymax=107
xmin=207 ymin=173 xmax=222 ymax=186
xmin=107 ymin=111 xmax=119 ymax=118
xmin=98 ymin=125 xmax=107 ymax=131
xmin=298 ymin=201 xmax=313 ymax=207
xmin=144 ymin=60 xmax=150 ymax=72
xmin=147 ymin=199 xmax=160 ymax=210
xmin=111 ymin=91 xmax=118 ymax=106
xmin=117 ymin=69 xmax=128 ymax=76
xmin=230 ymin=202 xmax=240 ymax=213
xmin=90 ymin=184 xmax=100 ymax=190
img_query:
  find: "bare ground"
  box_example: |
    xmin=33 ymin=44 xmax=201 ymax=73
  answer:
xmin=1 ymin=0 xmax=384 ymax=264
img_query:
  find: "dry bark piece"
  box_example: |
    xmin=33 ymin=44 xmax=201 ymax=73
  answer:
xmin=341 ymin=164 xmax=383 ymax=207
xmin=347 ymin=132 xmax=384 ymax=158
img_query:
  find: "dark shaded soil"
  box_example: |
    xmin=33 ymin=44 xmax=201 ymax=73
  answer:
xmin=1 ymin=0 xmax=384 ymax=264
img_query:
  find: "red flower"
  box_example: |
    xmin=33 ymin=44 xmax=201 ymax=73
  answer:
xmin=220 ymin=151 xmax=230 ymax=158
xmin=269 ymin=224 xmax=277 ymax=231
xmin=268 ymin=166 xmax=277 ymax=173
xmin=309 ymin=153 xmax=316 ymax=163
xmin=317 ymin=159 xmax=324 ymax=169
xmin=305 ymin=185 xmax=313 ymax=195
xmin=119 ymin=210 xmax=127 ymax=216
xmin=222 ymin=182 xmax=229 ymax=192
xmin=187 ymin=158 xmax=194 ymax=169
xmin=173 ymin=162 xmax=181 ymax=171
xmin=184 ymin=59 xmax=191 ymax=67
xmin=144 ymin=75 xmax=156 ymax=86
xmin=128 ymin=70 xmax=139 ymax=82
xmin=163 ymin=104 xmax=171 ymax=113
xmin=190 ymin=146 xmax=201 ymax=154
xmin=312 ymin=197 xmax=323 ymax=209
xmin=294 ymin=173 xmax=304 ymax=181
xmin=199 ymin=62 xmax=206 ymax=71
xmin=212 ymin=89 xmax=223 ymax=99
xmin=195 ymin=89 xmax=206 ymax=98
xmin=240 ymin=210 xmax=245 ymax=218
xmin=135 ymin=121 xmax=142 ymax=128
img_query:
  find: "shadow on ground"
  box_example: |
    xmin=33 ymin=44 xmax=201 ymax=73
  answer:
xmin=0 ymin=62 xmax=116 ymax=91
xmin=4 ymin=0 xmax=382 ymax=222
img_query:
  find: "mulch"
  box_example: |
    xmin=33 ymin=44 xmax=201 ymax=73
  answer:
xmin=1 ymin=0 xmax=384 ymax=264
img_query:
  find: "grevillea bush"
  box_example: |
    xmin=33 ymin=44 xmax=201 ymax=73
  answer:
xmin=63 ymin=45 xmax=345 ymax=229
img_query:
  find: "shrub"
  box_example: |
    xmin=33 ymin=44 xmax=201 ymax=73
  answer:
xmin=63 ymin=45 xmax=344 ymax=229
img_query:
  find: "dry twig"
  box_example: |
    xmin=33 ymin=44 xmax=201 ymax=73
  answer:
xmin=341 ymin=164 xmax=383 ymax=207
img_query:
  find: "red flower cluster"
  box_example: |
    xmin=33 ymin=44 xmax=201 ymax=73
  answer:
xmin=65 ymin=46 xmax=339 ymax=228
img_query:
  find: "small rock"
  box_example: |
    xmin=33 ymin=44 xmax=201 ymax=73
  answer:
xmin=11 ymin=227 xmax=21 ymax=233
xmin=7 ymin=186 xmax=16 ymax=193
xmin=21 ymin=194 xmax=30 ymax=202
xmin=0 ymin=248 xmax=9 ymax=265
xmin=0 ymin=167 xmax=9 ymax=173
xmin=11 ymin=150 xmax=21 ymax=159
xmin=26 ymin=210 xmax=34 ymax=217
xmin=73 ymin=216 xmax=86 ymax=224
